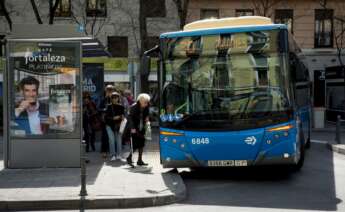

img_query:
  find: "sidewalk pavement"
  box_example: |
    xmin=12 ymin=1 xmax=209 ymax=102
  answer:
xmin=327 ymin=143 xmax=345 ymax=155
xmin=312 ymin=122 xmax=345 ymax=133
xmin=0 ymin=135 xmax=186 ymax=211
xmin=311 ymin=127 xmax=345 ymax=156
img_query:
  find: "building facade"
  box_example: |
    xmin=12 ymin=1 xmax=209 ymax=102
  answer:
xmin=0 ymin=0 xmax=180 ymax=94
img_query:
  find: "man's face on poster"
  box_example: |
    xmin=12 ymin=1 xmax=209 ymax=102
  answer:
xmin=22 ymin=84 xmax=38 ymax=111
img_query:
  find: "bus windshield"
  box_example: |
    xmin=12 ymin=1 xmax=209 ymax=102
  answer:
xmin=160 ymin=29 xmax=294 ymax=131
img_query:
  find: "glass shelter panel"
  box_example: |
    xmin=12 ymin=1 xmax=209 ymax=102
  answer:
xmin=8 ymin=41 xmax=81 ymax=139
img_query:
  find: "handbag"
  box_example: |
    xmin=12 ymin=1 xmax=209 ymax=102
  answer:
xmin=144 ymin=122 xmax=152 ymax=141
xmin=119 ymin=118 xmax=127 ymax=134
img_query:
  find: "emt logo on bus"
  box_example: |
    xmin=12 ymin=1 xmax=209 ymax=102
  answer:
xmin=244 ymin=136 xmax=257 ymax=145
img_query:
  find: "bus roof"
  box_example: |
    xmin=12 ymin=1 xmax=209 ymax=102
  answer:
xmin=184 ymin=16 xmax=272 ymax=31
xmin=160 ymin=16 xmax=287 ymax=39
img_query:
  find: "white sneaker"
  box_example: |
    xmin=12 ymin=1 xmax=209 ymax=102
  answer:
xmin=110 ymin=156 xmax=116 ymax=161
xmin=116 ymin=155 xmax=122 ymax=160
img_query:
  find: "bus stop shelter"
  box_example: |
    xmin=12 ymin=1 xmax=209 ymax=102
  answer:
xmin=2 ymin=24 xmax=107 ymax=168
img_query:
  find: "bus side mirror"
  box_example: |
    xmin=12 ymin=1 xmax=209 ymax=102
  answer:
xmin=141 ymin=55 xmax=151 ymax=76
xmin=141 ymin=45 xmax=159 ymax=76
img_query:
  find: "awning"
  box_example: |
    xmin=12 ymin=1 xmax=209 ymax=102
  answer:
xmin=82 ymin=38 xmax=111 ymax=57
xmin=6 ymin=24 xmax=111 ymax=58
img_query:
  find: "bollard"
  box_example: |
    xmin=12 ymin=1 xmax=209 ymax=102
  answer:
xmin=80 ymin=140 xmax=88 ymax=196
xmin=335 ymin=115 xmax=341 ymax=144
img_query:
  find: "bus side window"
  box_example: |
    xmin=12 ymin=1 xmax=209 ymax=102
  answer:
xmin=294 ymin=58 xmax=311 ymax=107
xmin=296 ymin=61 xmax=307 ymax=82
xmin=289 ymin=52 xmax=297 ymax=83
xmin=290 ymin=53 xmax=307 ymax=83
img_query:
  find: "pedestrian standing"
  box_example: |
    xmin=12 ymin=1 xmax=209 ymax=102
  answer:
xmin=126 ymin=93 xmax=150 ymax=167
xmin=120 ymin=90 xmax=130 ymax=115
xmin=101 ymin=84 xmax=114 ymax=107
xmin=124 ymin=89 xmax=135 ymax=106
xmin=99 ymin=85 xmax=114 ymax=158
xmin=83 ymin=94 xmax=97 ymax=152
xmin=105 ymin=92 xmax=125 ymax=161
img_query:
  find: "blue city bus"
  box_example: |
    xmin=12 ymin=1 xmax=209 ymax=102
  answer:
xmin=145 ymin=17 xmax=311 ymax=170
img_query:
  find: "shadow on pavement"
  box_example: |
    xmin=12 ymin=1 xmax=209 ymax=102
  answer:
xmin=180 ymin=143 xmax=341 ymax=211
xmin=0 ymin=151 xmax=104 ymax=189
xmin=0 ymin=128 xmax=162 ymax=189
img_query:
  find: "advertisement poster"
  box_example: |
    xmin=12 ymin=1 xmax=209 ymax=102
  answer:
xmin=82 ymin=63 xmax=104 ymax=107
xmin=8 ymin=41 xmax=81 ymax=137
xmin=49 ymin=84 xmax=74 ymax=132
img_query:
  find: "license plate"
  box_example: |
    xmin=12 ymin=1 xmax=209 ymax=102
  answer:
xmin=207 ymin=160 xmax=248 ymax=167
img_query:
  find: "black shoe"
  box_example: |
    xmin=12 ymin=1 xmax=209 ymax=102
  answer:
xmin=137 ymin=160 xmax=148 ymax=166
xmin=127 ymin=157 xmax=135 ymax=168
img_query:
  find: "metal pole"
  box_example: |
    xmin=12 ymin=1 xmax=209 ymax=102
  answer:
xmin=80 ymin=140 xmax=88 ymax=196
xmin=336 ymin=115 xmax=341 ymax=144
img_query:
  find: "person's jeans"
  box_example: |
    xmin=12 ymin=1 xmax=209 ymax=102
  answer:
xmin=101 ymin=125 xmax=109 ymax=153
xmin=106 ymin=125 xmax=122 ymax=157
xmin=115 ymin=131 xmax=122 ymax=157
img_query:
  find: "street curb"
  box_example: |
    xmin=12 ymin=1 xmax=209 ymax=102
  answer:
xmin=312 ymin=129 xmax=345 ymax=133
xmin=0 ymin=196 xmax=178 ymax=211
xmin=0 ymin=171 xmax=187 ymax=211
xmin=327 ymin=143 xmax=345 ymax=155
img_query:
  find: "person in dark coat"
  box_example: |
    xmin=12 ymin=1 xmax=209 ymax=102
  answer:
xmin=126 ymin=93 xmax=150 ymax=167
xmin=98 ymin=84 xmax=115 ymax=158
xmin=83 ymin=94 xmax=97 ymax=152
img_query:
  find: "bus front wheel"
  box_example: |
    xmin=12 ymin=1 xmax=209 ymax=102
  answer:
xmin=291 ymin=131 xmax=305 ymax=172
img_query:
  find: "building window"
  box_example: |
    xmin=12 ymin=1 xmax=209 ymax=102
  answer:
xmin=0 ymin=35 xmax=4 ymax=57
xmin=275 ymin=9 xmax=293 ymax=33
xmin=87 ymin=0 xmax=106 ymax=17
xmin=54 ymin=0 xmax=71 ymax=17
xmin=108 ymin=36 xmax=128 ymax=57
xmin=235 ymin=9 xmax=254 ymax=17
xmin=0 ymin=3 xmax=4 ymax=16
xmin=144 ymin=0 xmax=166 ymax=18
xmin=315 ymin=9 xmax=333 ymax=48
xmin=200 ymin=9 xmax=219 ymax=19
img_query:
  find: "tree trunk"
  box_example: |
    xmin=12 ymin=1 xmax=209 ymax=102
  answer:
xmin=174 ymin=0 xmax=189 ymax=29
xmin=139 ymin=0 xmax=149 ymax=93
xmin=339 ymin=23 xmax=345 ymax=114
xmin=181 ymin=0 xmax=189 ymax=28
xmin=30 ymin=0 xmax=43 ymax=24
xmin=49 ymin=0 xmax=60 ymax=24
xmin=0 ymin=0 xmax=12 ymax=30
